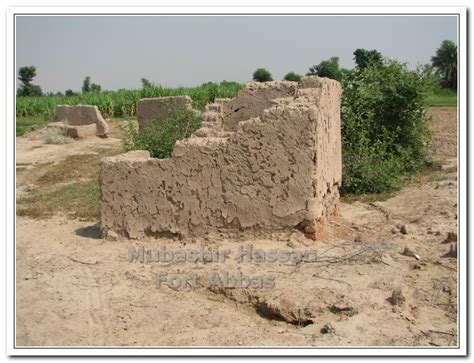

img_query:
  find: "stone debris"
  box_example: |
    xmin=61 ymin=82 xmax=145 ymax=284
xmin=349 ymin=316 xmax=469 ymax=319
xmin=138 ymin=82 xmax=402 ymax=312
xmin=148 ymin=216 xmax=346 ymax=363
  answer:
xmin=401 ymin=246 xmax=420 ymax=260
xmin=256 ymin=297 xmax=314 ymax=326
xmin=388 ymin=288 xmax=406 ymax=306
xmin=320 ymin=323 xmax=335 ymax=335
xmin=399 ymin=224 xmax=416 ymax=235
xmin=105 ymin=230 xmax=119 ymax=242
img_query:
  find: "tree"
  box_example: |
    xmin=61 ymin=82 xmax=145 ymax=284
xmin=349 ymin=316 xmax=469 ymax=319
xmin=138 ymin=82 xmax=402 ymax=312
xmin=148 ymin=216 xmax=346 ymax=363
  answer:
xmin=90 ymin=83 xmax=101 ymax=92
xmin=252 ymin=68 xmax=273 ymax=82
xmin=141 ymin=78 xmax=152 ymax=88
xmin=307 ymin=57 xmax=342 ymax=81
xmin=201 ymin=81 xmax=216 ymax=87
xmin=416 ymin=63 xmax=443 ymax=93
xmin=353 ymin=49 xmax=383 ymax=70
xmin=283 ymin=72 xmax=301 ymax=82
xmin=17 ymin=66 xmax=42 ymax=97
xmin=45 ymin=91 xmax=64 ymax=97
xmin=65 ymin=89 xmax=76 ymax=97
xmin=82 ymin=76 xmax=91 ymax=93
xmin=18 ymin=66 xmax=37 ymax=84
xmin=220 ymin=80 xmax=241 ymax=87
xmin=431 ymin=40 xmax=457 ymax=90
xmin=82 ymin=76 xmax=101 ymax=93
xmin=17 ymin=84 xmax=42 ymax=97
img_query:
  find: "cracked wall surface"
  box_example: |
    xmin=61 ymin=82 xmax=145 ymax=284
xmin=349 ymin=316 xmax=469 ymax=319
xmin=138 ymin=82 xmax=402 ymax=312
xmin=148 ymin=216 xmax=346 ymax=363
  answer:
xmin=99 ymin=76 xmax=342 ymax=238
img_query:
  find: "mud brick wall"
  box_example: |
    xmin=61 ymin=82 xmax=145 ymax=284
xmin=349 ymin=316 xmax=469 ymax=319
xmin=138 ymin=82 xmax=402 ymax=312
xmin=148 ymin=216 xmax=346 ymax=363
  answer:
xmin=99 ymin=77 xmax=342 ymax=238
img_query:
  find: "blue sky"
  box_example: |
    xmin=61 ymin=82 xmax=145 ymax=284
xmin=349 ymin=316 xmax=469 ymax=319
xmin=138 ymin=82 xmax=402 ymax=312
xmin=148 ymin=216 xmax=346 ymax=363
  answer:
xmin=16 ymin=15 xmax=457 ymax=92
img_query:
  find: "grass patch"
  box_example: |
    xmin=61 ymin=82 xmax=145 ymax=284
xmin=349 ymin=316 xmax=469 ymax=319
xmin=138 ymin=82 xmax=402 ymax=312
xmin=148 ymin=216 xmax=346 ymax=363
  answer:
xmin=16 ymin=116 xmax=49 ymax=136
xmin=17 ymin=181 xmax=100 ymax=221
xmin=410 ymin=161 xmax=457 ymax=184
xmin=42 ymin=126 xmax=74 ymax=144
xmin=35 ymin=149 xmax=121 ymax=186
xmin=17 ymin=148 xmax=124 ymax=221
xmin=426 ymin=89 xmax=457 ymax=107
xmin=341 ymin=160 xmax=455 ymax=204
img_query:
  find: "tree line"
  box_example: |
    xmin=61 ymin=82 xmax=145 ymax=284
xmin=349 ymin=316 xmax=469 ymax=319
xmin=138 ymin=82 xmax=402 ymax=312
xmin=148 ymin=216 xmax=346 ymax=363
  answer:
xmin=252 ymin=40 xmax=458 ymax=91
xmin=16 ymin=71 xmax=103 ymax=97
xmin=17 ymin=39 xmax=456 ymax=98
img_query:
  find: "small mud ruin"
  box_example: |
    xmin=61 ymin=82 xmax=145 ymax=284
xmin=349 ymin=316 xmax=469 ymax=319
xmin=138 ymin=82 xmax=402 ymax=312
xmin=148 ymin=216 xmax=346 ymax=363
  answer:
xmin=52 ymin=105 xmax=109 ymax=137
xmin=99 ymin=76 xmax=342 ymax=239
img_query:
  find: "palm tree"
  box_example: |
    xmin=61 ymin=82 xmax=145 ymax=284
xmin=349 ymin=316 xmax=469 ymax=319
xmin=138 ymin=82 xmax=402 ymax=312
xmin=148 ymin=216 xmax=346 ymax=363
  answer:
xmin=431 ymin=40 xmax=458 ymax=90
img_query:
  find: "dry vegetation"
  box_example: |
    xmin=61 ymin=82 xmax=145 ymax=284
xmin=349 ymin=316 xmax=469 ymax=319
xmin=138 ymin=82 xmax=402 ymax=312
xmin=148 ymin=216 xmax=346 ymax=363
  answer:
xmin=17 ymin=146 xmax=122 ymax=220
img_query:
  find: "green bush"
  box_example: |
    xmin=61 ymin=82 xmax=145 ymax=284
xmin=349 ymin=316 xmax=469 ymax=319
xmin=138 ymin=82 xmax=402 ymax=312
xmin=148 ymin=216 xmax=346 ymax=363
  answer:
xmin=252 ymin=68 xmax=273 ymax=82
xmin=341 ymin=60 xmax=431 ymax=194
xmin=122 ymin=105 xmax=202 ymax=159
xmin=307 ymin=57 xmax=343 ymax=81
xmin=283 ymin=72 xmax=301 ymax=82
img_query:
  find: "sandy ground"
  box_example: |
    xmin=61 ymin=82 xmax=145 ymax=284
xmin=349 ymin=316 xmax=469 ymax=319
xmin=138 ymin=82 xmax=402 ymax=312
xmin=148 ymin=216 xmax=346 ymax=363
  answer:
xmin=17 ymin=124 xmax=121 ymax=165
xmin=15 ymin=108 xmax=458 ymax=347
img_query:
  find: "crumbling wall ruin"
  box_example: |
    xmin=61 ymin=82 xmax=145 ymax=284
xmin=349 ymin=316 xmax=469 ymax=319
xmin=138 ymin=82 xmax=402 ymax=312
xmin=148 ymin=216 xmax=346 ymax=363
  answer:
xmin=218 ymin=81 xmax=297 ymax=132
xmin=99 ymin=77 xmax=342 ymax=239
xmin=52 ymin=105 xmax=109 ymax=137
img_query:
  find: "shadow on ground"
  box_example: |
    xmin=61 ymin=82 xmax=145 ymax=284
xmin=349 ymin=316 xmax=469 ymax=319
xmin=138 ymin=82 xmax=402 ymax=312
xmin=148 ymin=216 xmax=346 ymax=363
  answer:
xmin=75 ymin=223 xmax=102 ymax=239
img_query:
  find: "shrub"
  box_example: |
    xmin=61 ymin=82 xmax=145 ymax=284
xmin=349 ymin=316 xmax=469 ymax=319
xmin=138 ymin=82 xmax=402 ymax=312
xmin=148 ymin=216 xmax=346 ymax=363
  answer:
xmin=307 ymin=57 xmax=343 ymax=81
xmin=65 ymin=89 xmax=77 ymax=97
xmin=353 ymin=49 xmax=383 ymax=70
xmin=122 ymin=105 xmax=202 ymax=159
xmin=416 ymin=64 xmax=443 ymax=94
xmin=252 ymin=68 xmax=273 ymax=82
xmin=42 ymin=126 xmax=74 ymax=144
xmin=283 ymin=72 xmax=301 ymax=82
xmin=17 ymin=84 xmax=43 ymax=97
xmin=341 ymin=60 xmax=431 ymax=194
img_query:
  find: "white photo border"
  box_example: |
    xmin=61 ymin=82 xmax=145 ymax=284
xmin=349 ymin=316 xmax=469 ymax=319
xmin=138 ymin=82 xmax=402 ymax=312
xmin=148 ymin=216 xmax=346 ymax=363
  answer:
xmin=5 ymin=5 xmax=467 ymax=357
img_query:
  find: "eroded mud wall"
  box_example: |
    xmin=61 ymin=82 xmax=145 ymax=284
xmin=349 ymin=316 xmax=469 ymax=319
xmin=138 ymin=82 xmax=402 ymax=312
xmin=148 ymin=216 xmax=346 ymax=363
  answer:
xmin=99 ymin=77 xmax=342 ymax=238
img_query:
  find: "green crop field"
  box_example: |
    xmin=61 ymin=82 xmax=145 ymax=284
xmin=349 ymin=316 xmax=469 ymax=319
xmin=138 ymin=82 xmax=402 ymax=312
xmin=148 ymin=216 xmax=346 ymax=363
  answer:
xmin=16 ymin=82 xmax=244 ymax=119
xmin=16 ymin=82 xmax=244 ymax=137
xmin=16 ymin=116 xmax=49 ymax=137
xmin=426 ymin=89 xmax=457 ymax=107
xmin=16 ymin=83 xmax=458 ymax=137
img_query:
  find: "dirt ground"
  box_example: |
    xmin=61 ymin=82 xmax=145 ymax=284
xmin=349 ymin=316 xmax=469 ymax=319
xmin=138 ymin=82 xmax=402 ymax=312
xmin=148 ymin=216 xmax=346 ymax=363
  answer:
xmin=15 ymin=108 xmax=458 ymax=347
